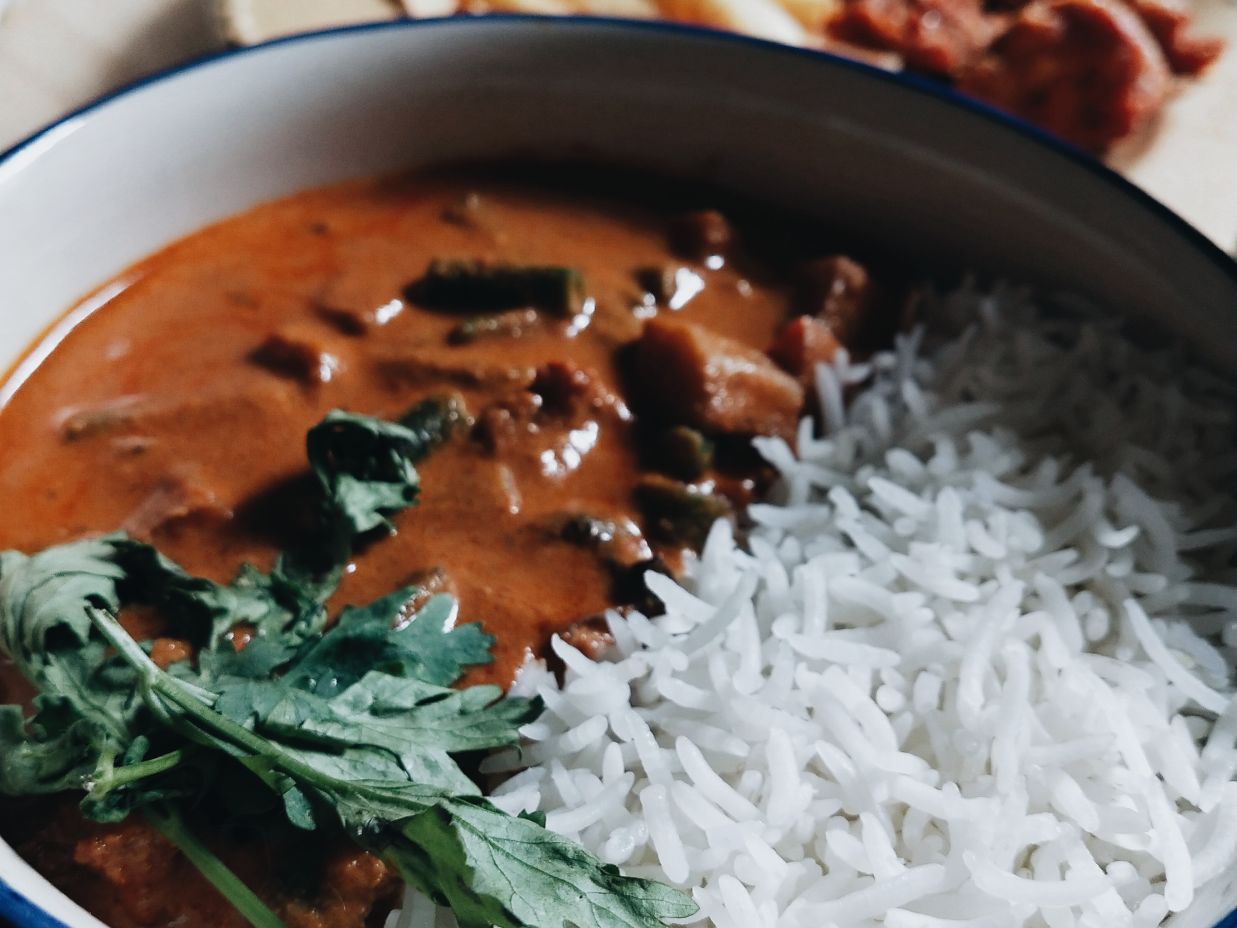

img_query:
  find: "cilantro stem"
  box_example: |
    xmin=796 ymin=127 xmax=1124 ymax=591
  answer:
xmin=158 ymin=680 xmax=325 ymax=782
xmin=92 ymin=748 xmax=188 ymax=793
xmin=86 ymin=606 xmax=356 ymax=794
xmin=144 ymin=804 xmax=288 ymax=928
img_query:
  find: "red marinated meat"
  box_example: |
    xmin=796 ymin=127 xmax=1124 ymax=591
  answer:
xmin=633 ymin=317 xmax=805 ymax=440
xmin=768 ymin=316 xmax=843 ymax=386
xmin=827 ymin=0 xmax=1220 ymax=152
xmin=958 ymin=0 xmax=1171 ymax=152
xmin=829 ymin=0 xmax=1002 ymax=75
xmin=1127 ymin=0 xmax=1223 ymax=73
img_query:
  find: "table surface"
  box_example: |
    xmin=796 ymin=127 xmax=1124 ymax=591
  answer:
xmin=0 ymin=0 xmax=1235 ymax=251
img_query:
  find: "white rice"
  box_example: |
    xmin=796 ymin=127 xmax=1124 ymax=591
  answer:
xmin=391 ymin=284 xmax=1237 ymax=928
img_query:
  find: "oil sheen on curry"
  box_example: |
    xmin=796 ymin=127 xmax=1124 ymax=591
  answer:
xmin=0 ymin=167 xmax=901 ymax=928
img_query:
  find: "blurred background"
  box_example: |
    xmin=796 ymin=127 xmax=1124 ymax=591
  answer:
xmin=0 ymin=0 xmax=1233 ymax=248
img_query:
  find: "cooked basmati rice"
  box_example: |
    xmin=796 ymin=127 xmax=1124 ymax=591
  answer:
xmin=390 ymin=284 xmax=1237 ymax=928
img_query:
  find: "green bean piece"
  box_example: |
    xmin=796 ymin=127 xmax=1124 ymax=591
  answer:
xmin=408 ymin=259 xmax=588 ymax=318
xmin=653 ymin=426 xmax=715 ymax=481
xmin=635 ymin=475 xmax=731 ymax=550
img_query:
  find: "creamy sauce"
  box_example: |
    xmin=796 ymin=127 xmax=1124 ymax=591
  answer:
xmin=0 ymin=166 xmax=874 ymax=928
xmin=0 ymin=169 xmax=797 ymax=684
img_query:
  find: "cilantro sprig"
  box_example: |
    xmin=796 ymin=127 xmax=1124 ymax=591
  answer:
xmin=0 ymin=404 xmax=695 ymax=928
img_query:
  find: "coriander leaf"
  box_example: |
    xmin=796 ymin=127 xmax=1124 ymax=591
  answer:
xmin=260 ymin=670 xmax=537 ymax=756
xmin=0 ymin=540 xmax=124 ymax=679
xmin=211 ymin=561 xmax=332 ymax=647
xmin=84 ymin=601 xmax=697 ymax=928
xmin=0 ymin=543 xmax=220 ymax=823
xmin=199 ymin=405 xmax=454 ymax=670
xmin=390 ymin=795 xmax=698 ymax=928
xmin=203 ymin=664 xmax=533 ymax=796
xmin=101 ymin=541 xmax=324 ymax=680
xmin=197 ymin=634 xmax=299 ymax=682
xmin=306 ymin=411 xmax=423 ymax=542
xmin=147 ymin=407 xmax=456 ymax=668
xmin=202 ymin=675 xmax=482 ymax=796
xmin=285 ymin=744 xmax=467 ymax=799
xmin=109 ymin=544 xmax=332 ymax=684
xmin=0 ymin=538 xmax=144 ymax=746
xmin=0 ymin=700 xmax=105 ymax=795
xmin=113 ymin=542 xmax=287 ymax=644
xmin=299 ymin=400 xmax=466 ymax=571
xmin=282 ymin=591 xmax=494 ymax=696
xmin=307 ymin=743 xmax=477 ymax=798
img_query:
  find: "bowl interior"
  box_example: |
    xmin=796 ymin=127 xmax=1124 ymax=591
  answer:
xmin=1 ymin=17 xmax=1235 ymax=385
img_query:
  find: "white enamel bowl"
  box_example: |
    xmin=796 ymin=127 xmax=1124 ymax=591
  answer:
xmin=0 ymin=16 xmax=1235 ymax=928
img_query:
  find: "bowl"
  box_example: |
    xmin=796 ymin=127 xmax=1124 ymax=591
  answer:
xmin=0 ymin=16 xmax=1234 ymax=928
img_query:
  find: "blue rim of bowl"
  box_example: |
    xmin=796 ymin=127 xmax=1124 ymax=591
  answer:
xmin=0 ymin=14 xmax=1235 ymax=928
xmin=0 ymin=878 xmax=74 ymax=928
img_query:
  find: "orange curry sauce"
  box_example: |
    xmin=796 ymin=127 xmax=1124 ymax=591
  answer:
xmin=0 ymin=166 xmax=890 ymax=928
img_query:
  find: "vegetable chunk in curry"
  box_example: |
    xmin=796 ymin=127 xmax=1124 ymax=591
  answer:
xmin=0 ymin=167 xmax=902 ymax=928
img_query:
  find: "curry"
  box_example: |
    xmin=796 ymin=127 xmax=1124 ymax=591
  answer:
xmin=0 ymin=166 xmax=897 ymax=928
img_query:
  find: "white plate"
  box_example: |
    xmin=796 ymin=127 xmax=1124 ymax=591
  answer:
xmin=0 ymin=16 xmax=1235 ymax=928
